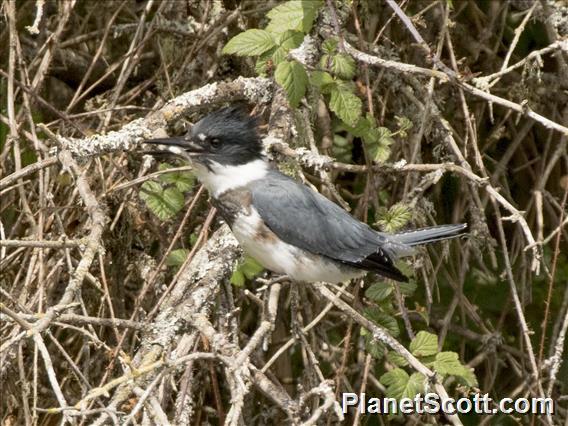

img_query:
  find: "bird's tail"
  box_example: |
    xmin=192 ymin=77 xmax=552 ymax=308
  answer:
xmin=392 ymin=223 xmax=467 ymax=246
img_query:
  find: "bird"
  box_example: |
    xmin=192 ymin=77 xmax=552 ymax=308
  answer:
xmin=145 ymin=106 xmax=466 ymax=284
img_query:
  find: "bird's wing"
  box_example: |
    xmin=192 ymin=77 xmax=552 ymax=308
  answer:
xmin=249 ymin=171 xmax=408 ymax=281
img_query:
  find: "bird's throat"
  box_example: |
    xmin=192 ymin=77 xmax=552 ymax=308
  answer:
xmin=194 ymin=159 xmax=269 ymax=198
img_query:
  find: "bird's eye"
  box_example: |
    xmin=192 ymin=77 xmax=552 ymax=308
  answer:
xmin=210 ymin=138 xmax=221 ymax=148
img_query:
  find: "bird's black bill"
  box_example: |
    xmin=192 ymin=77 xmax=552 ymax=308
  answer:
xmin=144 ymin=137 xmax=203 ymax=154
xmin=143 ymin=150 xmax=174 ymax=157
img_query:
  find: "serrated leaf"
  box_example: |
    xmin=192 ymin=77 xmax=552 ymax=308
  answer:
xmin=395 ymin=115 xmax=413 ymax=138
xmin=231 ymin=256 xmax=264 ymax=287
xmin=395 ymin=261 xmax=414 ymax=280
xmin=310 ymin=71 xmax=335 ymax=92
xmin=275 ymin=60 xmax=308 ymax=107
xmin=386 ymin=351 xmax=409 ymax=367
xmin=380 ymin=368 xmax=408 ymax=388
xmin=319 ymin=53 xmax=332 ymax=70
xmin=140 ymin=181 xmax=184 ymax=220
xmin=272 ymin=30 xmax=305 ymax=65
xmin=266 ymin=0 xmax=321 ymax=34
xmin=329 ymin=86 xmax=362 ymax=126
xmin=376 ymin=127 xmax=395 ymax=145
xmin=432 ymin=352 xmax=477 ymax=386
xmin=432 ymin=352 xmax=461 ymax=374
xmin=375 ymin=203 xmax=412 ymax=232
xmin=255 ymin=49 xmax=276 ymax=76
xmin=398 ymin=280 xmax=417 ymax=296
xmin=380 ymin=369 xmax=425 ymax=400
xmin=410 ymin=331 xmax=438 ymax=357
xmin=331 ymin=54 xmax=356 ymax=79
xmin=365 ymin=334 xmax=386 ymax=359
xmin=369 ymin=142 xmax=391 ymax=163
xmin=158 ymin=164 xmax=195 ymax=192
xmin=364 ymin=126 xmax=394 ymax=163
xmin=166 ymin=249 xmax=189 ymax=267
xmin=365 ymin=282 xmax=393 ymax=302
xmin=405 ymin=373 xmax=426 ymax=399
xmin=342 ymin=117 xmax=372 ymax=138
xmin=223 ymin=29 xmax=276 ymax=56
xmin=322 ymin=38 xmax=338 ymax=54
xmin=457 ymin=367 xmax=478 ymax=387
xmin=420 ymin=354 xmax=437 ymax=367
xmin=363 ymin=307 xmax=399 ymax=337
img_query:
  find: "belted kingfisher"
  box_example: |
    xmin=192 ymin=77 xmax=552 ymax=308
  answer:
xmin=146 ymin=106 xmax=466 ymax=283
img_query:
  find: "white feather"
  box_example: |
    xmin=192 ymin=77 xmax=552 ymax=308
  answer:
xmin=193 ymin=159 xmax=268 ymax=197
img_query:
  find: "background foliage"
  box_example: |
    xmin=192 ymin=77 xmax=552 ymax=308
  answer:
xmin=1 ymin=0 xmax=567 ymax=425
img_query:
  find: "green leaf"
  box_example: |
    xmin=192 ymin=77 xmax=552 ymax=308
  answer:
xmin=363 ymin=307 xmax=399 ymax=336
xmin=223 ymin=29 xmax=276 ymax=56
xmin=189 ymin=232 xmax=199 ymax=246
xmin=398 ymin=280 xmax=417 ymax=296
xmin=380 ymin=368 xmax=425 ymax=400
xmin=364 ymin=126 xmax=394 ymax=163
xmin=310 ymin=70 xmax=336 ymax=92
xmin=166 ymin=249 xmax=189 ymax=267
xmin=329 ymin=86 xmax=362 ymax=126
xmin=395 ymin=115 xmax=413 ymax=138
xmin=433 ymin=352 xmax=478 ymax=386
xmin=409 ymin=331 xmax=438 ymax=357
xmin=272 ymin=30 xmax=305 ymax=65
xmin=380 ymin=368 xmax=408 ymax=389
xmin=255 ymin=49 xmax=276 ymax=76
xmin=321 ymin=38 xmax=338 ymax=54
xmin=386 ymin=351 xmax=409 ymax=367
xmin=331 ymin=54 xmax=356 ymax=79
xmin=319 ymin=53 xmax=332 ymax=70
xmin=368 ymin=142 xmax=391 ymax=163
xmin=240 ymin=256 xmax=265 ymax=279
xmin=275 ymin=60 xmax=308 ymax=107
xmin=230 ymin=269 xmax=246 ymax=287
xmin=342 ymin=117 xmax=372 ymax=138
xmin=140 ymin=181 xmax=184 ymax=220
xmin=375 ymin=203 xmax=412 ymax=232
xmin=230 ymin=256 xmax=265 ymax=287
xmin=457 ymin=367 xmax=478 ymax=387
xmin=365 ymin=282 xmax=393 ymax=302
xmin=365 ymin=334 xmax=386 ymax=359
xmin=266 ymin=0 xmax=321 ymax=34
xmin=405 ymin=373 xmax=427 ymax=399
xmin=376 ymin=127 xmax=395 ymax=146
xmin=158 ymin=163 xmax=195 ymax=192
xmin=432 ymin=352 xmax=463 ymax=376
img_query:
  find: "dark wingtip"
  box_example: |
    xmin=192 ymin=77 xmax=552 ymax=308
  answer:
xmin=345 ymin=254 xmax=409 ymax=282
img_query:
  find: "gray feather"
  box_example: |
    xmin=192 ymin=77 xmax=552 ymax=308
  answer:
xmin=391 ymin=224 xmax=467 ymax=246
xmin=249 ymin=170 xmax=408 ymax=281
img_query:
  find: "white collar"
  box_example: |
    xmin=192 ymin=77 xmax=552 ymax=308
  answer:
xmin=193 ymin=159 xmax=268 ymax=197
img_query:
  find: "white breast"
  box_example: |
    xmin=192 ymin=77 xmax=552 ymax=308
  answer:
xmin=230 ymin=207 xmax=364 ymax=284
xmin=193 ymin=159 xmax=269 ymax=198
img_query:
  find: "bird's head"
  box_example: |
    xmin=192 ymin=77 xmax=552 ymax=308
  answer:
xmin=145 ymin=106 xmax=262 ymax=167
